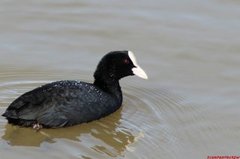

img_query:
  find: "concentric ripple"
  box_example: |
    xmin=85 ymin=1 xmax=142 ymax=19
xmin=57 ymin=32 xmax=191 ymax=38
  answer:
xmin=0 ymin=73 xmax=192 ymax=158
xmin=121 ymin=84 xmax=183 ymax=159
xmin=0 ymin=76 xmax=204 ymax=159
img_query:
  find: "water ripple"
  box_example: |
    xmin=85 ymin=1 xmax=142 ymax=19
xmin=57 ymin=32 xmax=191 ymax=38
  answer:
xmin=0 ymin=78 xmax=206 ymax=159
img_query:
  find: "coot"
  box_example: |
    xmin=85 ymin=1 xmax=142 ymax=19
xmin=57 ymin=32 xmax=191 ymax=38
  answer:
xmin=2 ymin=51 xmax=148 ymax=129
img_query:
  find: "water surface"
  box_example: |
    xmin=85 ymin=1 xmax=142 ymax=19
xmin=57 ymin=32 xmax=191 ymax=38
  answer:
xmin=0 ymin=0 xmax=240 ymax=159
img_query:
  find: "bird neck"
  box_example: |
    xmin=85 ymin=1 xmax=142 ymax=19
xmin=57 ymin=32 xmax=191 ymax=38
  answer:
xmin=93 ymin=78 xmax=122 ymax=103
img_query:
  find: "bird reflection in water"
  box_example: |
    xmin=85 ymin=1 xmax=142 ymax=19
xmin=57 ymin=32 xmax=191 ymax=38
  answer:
xmin=2 ymin=107 xmax=136 ymax=158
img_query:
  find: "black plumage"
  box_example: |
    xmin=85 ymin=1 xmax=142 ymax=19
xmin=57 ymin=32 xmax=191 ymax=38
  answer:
xmin=2 ymin=50 xmax=147 ymax=128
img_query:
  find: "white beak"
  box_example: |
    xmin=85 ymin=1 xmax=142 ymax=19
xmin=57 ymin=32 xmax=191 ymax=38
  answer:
xmin=128 ymin=51 xmax=148 ymax=79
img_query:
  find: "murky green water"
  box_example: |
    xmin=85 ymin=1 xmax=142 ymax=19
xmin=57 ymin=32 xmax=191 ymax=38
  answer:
xmin=0 ymin=0 xmax=240 ymax=159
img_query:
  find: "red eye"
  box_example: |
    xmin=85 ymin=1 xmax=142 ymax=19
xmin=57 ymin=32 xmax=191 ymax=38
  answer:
xmin=124 ymin=59 xmax=129 ymax=64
